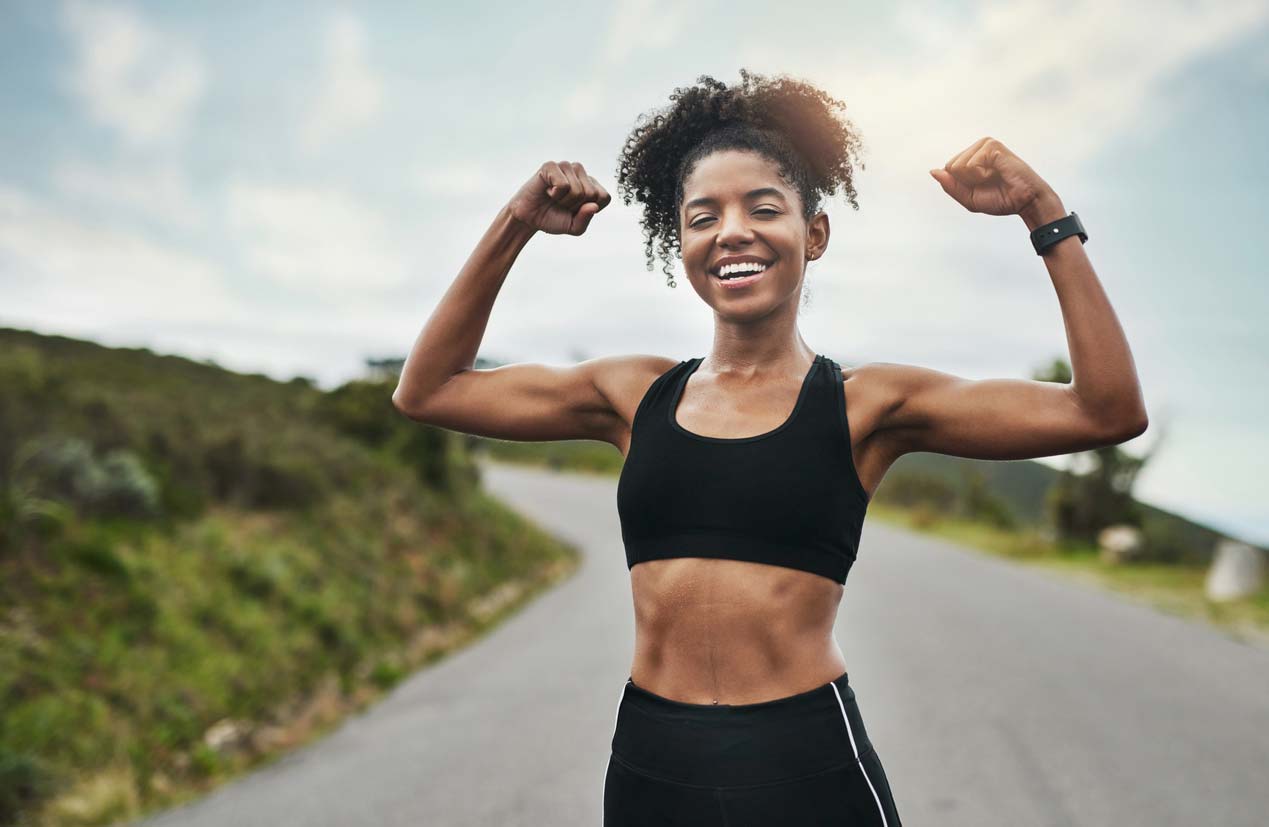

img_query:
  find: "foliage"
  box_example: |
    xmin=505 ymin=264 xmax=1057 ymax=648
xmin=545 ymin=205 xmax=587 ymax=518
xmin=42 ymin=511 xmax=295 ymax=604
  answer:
xmin=957 ymin=468 xmax=1017 ymax=529
xmin=873 ymin=471 xmax=958 ymax=513
xmin=0 ymin=327 xmax=577 ymax=825
xmin=1031 ymin=356 xmax=1156 ymax=548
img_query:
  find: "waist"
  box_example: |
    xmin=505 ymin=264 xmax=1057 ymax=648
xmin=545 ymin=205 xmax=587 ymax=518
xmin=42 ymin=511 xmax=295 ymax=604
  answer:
xmin=611 ymin=670 xmax=864 ymax=787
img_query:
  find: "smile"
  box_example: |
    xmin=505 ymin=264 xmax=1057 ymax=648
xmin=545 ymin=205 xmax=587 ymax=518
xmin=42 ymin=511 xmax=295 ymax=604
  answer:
xmin=712 ymin=260 xmax=770 ymax=289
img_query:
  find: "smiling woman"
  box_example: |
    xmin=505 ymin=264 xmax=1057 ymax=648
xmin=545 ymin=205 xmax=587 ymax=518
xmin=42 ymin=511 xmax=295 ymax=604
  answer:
xmin=615 ymin=68 xmax=865 ymax=288
xmin=393 ymin=62 xmax=1146 ymax=826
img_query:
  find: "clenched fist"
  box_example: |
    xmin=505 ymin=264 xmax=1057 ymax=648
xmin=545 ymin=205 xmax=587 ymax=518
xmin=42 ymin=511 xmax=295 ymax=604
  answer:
xmin=508 ymin=161 xmax=612 ymax=236
xmin=929 ymin=137 xmax=1055 ymax=219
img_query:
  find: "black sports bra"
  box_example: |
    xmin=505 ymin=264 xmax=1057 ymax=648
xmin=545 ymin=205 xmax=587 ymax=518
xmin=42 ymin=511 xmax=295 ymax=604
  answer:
xmin=616 ymin=354 xmax=870 ymax=585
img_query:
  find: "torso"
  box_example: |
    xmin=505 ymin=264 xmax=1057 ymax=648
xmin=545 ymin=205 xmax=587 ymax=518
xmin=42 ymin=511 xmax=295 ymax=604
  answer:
xmin=608 ymin=353 xmax=899 ymax=705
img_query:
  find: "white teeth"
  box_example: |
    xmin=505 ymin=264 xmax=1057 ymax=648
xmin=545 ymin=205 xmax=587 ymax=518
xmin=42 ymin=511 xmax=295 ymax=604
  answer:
xmin=718 ymin=262 xmax=768 ymax=277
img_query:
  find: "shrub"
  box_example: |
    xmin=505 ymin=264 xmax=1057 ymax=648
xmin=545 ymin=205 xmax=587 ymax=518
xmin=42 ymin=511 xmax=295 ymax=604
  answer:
xmin=0 ymin=747 xmax=59 ymax=826
xmin=8 ymin=437 xmax=159 ymax=520
xmin=876 ymin=471 xmax=957 ymax=513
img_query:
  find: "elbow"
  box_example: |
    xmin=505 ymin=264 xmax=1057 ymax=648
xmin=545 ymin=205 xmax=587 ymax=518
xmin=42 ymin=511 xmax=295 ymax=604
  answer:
xmin=1099 ymin=408 xmax=1149 ymax=444
xmin=391 ymin=388 xmax=425 ymax=420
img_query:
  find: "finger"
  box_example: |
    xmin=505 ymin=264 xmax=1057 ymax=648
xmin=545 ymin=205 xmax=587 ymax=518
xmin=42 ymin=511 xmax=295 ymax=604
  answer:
xmin=944 ymin=136 xmax=990 ymax=171
xmin=558 ymin=162 xmax=587 ymax=209
xmin=588 ymin=175 xmax=612 ymax=209
xmin=571 ymin=162 xmax=598 ymax=205
xmin=964 ymin=139 xmax=1001 ymax=182
xmin=929 ymin=167 xmax=974 ymax=209
xmin=577 ymin=164 xmax=603 ymax=207
xmin=570 ymin=201 xmax=600 ymax=235
xmin=945 ymin=136 xmax=992 ymax=186
xmin=543 ymin=161 xmax=571 ymax=200
xmin=943 ymin=144 xmax=976 ymax=178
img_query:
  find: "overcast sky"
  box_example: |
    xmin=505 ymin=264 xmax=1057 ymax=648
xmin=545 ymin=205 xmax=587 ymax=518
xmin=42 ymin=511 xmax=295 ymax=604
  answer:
xmin=2 ymin=0 xmax=1266 ymax=546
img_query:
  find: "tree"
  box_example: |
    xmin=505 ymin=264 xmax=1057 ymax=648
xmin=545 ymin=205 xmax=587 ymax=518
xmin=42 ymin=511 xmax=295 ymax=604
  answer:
xmin=1033 ymin=357 xmax=1162 ymax=546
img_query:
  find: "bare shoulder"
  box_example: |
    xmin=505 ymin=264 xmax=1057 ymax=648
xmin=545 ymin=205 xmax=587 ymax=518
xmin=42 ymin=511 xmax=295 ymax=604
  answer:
xmin=831 ymin=360 xmax=916 ymax=491
xmin=833 ymin=361 xmax=909 ymax=441
xmin=590 ymin=353 xmax=680 ymax=453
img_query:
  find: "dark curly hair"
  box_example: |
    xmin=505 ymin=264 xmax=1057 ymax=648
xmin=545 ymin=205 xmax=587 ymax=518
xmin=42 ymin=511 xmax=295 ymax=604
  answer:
xmin=615 ymin=69 xmax=865 ymax=288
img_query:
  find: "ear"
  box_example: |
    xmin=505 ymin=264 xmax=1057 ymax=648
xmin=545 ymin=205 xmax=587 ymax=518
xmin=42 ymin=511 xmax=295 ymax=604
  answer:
xmin=806 ymin=211 xmax=830 ymax=261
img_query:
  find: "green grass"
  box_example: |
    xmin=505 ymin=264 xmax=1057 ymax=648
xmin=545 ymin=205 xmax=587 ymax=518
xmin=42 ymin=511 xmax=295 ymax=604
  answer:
xmin=872 ymin=501 xmax=1269 ymax=646
xmin=0 ymin=328 xmax=584 ymax=826
xmin=2 ymin=483 xmax=581 ymax=827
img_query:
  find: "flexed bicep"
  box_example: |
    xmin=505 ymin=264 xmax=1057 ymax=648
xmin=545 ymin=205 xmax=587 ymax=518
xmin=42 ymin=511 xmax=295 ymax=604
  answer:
xmin=871 ymin=362 xmax=1146 ymax=461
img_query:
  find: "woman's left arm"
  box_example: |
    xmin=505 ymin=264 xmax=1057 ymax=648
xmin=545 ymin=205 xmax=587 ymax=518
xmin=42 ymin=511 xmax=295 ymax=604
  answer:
xmin=872 ymin=137 xmax=1148 ymax=461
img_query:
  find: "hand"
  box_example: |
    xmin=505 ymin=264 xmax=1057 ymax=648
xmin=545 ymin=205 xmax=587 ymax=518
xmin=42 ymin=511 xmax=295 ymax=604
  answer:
xmin=929 ymin=137 xmax=1055 ymax=219
xmin=507 ymin=161 xmax=611 ymax=236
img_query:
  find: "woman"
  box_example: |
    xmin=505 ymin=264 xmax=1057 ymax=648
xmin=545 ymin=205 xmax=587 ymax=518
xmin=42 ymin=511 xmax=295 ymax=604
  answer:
xmin=392 ymin=69 xmax=1148 ymax=826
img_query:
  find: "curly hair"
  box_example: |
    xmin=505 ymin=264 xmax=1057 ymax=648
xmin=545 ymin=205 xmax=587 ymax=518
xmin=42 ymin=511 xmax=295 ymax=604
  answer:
xmin=615 ymin=69 xmax=865 ymax=288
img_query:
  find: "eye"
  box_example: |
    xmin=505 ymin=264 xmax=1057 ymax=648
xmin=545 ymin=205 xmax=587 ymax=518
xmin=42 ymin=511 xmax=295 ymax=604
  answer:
xmin=689 ymin=208 xmax=779 ymax=228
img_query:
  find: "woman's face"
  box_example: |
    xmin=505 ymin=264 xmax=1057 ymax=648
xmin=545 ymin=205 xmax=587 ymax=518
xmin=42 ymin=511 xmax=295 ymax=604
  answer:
xmin=678 ymin=149 xmax=828 ymax=315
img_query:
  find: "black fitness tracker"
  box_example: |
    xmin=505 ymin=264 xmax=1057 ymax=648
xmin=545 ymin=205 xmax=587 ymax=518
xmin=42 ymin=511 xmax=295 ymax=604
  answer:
xmin=1030 ymin=211 xmax=1087 ymax=256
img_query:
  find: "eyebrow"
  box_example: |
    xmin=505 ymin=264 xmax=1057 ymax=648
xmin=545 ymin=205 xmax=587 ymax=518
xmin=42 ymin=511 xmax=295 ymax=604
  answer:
xmin=683 ymin=187 xmax=788 ymax=212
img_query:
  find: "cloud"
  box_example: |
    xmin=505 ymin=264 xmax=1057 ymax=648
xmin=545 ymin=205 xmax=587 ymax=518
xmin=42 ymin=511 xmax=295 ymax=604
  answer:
xmin=224 ymin=178 xmax=409 ymax=295
xmin=417 ymin=161 xmax=503 ymax=198
xmin=51 ymin=157 xmax=205 ymax=230
xmin=564 ymin=78 xmax=605 ymax=125
xmin=0 ymin=184 xmax=240 ymax=329
xmin=562 ymin=0 xmax=693 ymax=124
xmin=301 ymin=10 xmax=384 ymax=153
xmin=600 ymin=0 xmax=689 ymax=68
xmin=58 ymin=0 xmax=206 ymax=147
xmin=822 ymin=0 xmax=1269 ymax=180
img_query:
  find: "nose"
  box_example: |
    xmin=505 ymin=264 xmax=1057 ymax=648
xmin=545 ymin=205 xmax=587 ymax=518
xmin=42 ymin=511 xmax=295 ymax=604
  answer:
xmin=715 ymin=206 xmax=755 ymax=248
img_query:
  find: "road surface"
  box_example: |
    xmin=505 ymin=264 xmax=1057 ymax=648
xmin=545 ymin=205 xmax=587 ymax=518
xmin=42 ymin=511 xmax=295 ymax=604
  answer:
xmin=137 ymin=459 xmax=1269 ymax=826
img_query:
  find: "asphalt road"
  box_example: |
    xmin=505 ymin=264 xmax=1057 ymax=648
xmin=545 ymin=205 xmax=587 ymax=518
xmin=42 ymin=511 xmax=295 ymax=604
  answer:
xmin=136 ymin=459 xmax=1269 ymax=826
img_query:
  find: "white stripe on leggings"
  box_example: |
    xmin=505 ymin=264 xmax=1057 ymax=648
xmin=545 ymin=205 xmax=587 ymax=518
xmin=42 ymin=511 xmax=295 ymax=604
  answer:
xmin=830 ymin=682 xmax=888 ymax=827
xmin=602 ymin=681 xmax=629 ymax=825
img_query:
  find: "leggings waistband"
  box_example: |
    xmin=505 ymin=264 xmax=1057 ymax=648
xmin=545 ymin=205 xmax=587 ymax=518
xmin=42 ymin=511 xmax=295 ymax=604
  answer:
xmin=611 ymin=671 xmax=874 ymax=788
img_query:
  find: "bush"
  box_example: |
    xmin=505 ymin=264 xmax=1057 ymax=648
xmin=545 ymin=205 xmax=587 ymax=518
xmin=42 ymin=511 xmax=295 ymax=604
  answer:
xmin=95 ymin=451 xmax=161 ymax=519
xmin=253 ymin=455 xmax=328 ymax=510
xmin=202 ymin=431 xmax=334 ymax=511
xmin=876 ymin=471 xmax=957 ymax=513
xmin=1138 ymin=514 xmax=1207 ymax=564
xmin=960 ymin=470 xmax=1017 ymax=529
xmin=0 ymin=747 xmax=59 ymax=826
xmin=9 ymin=436 xmax=160 ymax=520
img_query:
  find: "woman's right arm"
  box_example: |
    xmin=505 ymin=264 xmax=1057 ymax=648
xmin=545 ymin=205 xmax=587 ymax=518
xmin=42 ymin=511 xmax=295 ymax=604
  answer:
xmin=391 ymin=161 xmax=624 ymax=445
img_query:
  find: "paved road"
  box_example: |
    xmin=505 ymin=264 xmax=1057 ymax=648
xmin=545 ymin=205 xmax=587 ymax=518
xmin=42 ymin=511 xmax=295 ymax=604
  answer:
xmin=138 ymin=459 xmax=1269 ymax=826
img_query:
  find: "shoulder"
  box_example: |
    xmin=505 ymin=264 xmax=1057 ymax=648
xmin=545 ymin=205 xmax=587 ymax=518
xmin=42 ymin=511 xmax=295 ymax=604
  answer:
xmin=831 ymin=359 xmax=959 ymax=476
xmin=829 ymin=359 xmax=925 ymax=442
xmin=587 ymin=353 xmax=680 ymax=396
xmin=587 ymin=352 xmax=681 ymax=430
xmin=836 ymin=360 xmax=944 ymax=400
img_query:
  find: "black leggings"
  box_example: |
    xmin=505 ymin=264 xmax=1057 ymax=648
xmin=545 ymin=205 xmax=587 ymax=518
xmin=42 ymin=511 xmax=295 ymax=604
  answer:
xmin=603 ymin=671 xmax=903 ymax=826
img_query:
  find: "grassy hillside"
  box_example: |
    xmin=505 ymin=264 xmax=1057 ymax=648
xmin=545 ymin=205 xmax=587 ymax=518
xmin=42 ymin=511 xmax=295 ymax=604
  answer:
xmin=0 ymin=328 xmax=581 ymax=826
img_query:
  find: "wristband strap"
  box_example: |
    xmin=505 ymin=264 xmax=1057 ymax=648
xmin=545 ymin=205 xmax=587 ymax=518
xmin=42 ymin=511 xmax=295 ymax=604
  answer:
xmin=1030 ymin=211 xmax=1087 ymax=256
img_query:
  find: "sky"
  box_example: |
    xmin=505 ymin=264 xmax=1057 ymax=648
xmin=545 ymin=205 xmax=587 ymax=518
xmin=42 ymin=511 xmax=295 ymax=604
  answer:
xmin=1 ymin=0 xmax=1266 ymax=547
